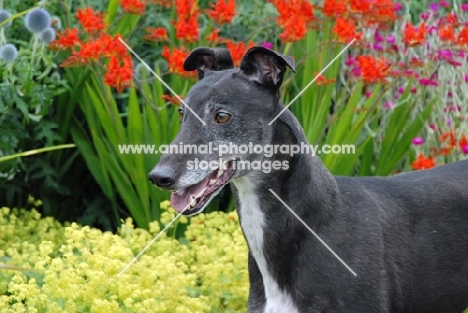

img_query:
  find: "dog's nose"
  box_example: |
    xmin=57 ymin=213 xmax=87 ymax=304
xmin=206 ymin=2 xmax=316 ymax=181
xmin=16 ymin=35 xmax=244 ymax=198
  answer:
xmin=148 ymin=167 xmax=176 ymax=188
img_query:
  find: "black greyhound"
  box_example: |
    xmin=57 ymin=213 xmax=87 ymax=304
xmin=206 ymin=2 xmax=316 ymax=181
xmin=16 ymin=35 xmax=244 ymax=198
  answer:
xmin=149 ymin=46 xmax=468 ymax=313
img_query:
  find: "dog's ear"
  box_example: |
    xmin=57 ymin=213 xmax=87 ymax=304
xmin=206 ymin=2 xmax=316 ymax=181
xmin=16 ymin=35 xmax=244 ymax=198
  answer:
xmin=183 ymin=47 xmax=234 ymax=80
xmin=240 ymin=46 xmax=296 ymax=89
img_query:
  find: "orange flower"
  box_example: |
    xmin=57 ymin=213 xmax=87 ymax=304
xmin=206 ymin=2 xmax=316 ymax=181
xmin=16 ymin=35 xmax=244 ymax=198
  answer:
xmin=174 ymin=16 xmax=199 ymax=42
xmin=225 ymin=40 xmax=255 ymax=67
xmin=372 ymin=0 xmax=396 ymax=21
xmin=75 ymin=8 xmax=105 ymax=34
xmin=323 ymin=0 xmax=347 ymax=16
xmin=403 ymin=22 xmax=426 ymax=47
xmin=439 ymin=131 xmax=456 ymax=149
xmin=457 ymin=27 xmax=468 ymax=45
xmin=51 ymin=28 xmax=80 ymax=49
xmin=162 ymin=94 xmax=183 ymax=106
xmin=270 ymin=0 xmax=314 ymax=42
xmin=176 ymin=0 xmax=198 ymax=16
xmin=161 ymin=45 xmax=195 ymax=77
xmin=104 ymin=56 xmax=133 ymax=93
xmin=205 ymin=29 xmax=227 ymax=43
xmin=143 ymin=27 xmax=168 ymax=42
xmin=333 ymin=18 xmax=362 ymax=42
xmin=412 ymin=154 xmax=436 ymax=170
xmin=99 ymin=33 xmax=128 ymax=58
xmin=356 ymin=55 xmax=390 ymax=83
xmin=278 ymin=21 xmax=309 ymax=42
xmin=349 ymin=0 xmax=370 ymax=13
xmin=74 ymin=39 xmax=104 ymax=63
xmin=174 ymin=0 xmax=199 ymax=42
xmin=313 ymin=71 xmax=336 ymax=86
xmin=439 ymin=24 xmax=455 ymax=42
xmin=207 ymin=0 xmax=236 ymax=25
xmin=120 ymin=0 xmax=146 ymax=14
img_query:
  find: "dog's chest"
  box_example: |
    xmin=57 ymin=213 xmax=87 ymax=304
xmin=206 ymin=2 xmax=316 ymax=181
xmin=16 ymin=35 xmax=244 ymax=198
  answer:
xmin=233 ymin=177 xmax=299 ymax=313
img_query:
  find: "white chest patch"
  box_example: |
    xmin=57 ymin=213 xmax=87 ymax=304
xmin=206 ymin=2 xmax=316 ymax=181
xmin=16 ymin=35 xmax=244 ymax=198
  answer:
xmin=233 ymin=176 xmax=299 ymax=313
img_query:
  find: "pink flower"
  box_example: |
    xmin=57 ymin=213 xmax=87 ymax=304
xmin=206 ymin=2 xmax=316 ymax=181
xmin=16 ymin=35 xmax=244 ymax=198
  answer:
xmin=394 ymin=2 xmax=403 ymax=11
xmin=464 ymin=74 xmax=468 ymax=82
xmin=462 ymin=4 xmax=468 ymax=11
xmin=345 ymin=55 xmax=356 ymax=66
xmin=421 ymin=12 xmax=430 ymax=19
xmin=384 ymin=101 xmax=395 ymax=109
xmin=429 ymin=3 xmax=438 ymax=11
xmin=462 ymin=145 xmax=468 ymax=154
xmin=261 ymin=42 xmax=273 ymax=49
xmin=438 ymin=50 xmax=452 ymax=58
xmin=439 ymin=0 xmax=450 ymax=8
xmin=387 ymin=35 xmax=395 ymax=43
xmin=419 ymin=78 xmax=438 ymax=86
xmin=412 ymin=137 xmax=425 ymax=145
xmin=411 ymin=87 xmax=417 ymax=93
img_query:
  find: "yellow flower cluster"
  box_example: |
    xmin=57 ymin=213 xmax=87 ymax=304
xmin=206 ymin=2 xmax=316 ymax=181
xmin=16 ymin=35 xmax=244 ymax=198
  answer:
xmin=0 ymin=201 xmax=249 ymax=312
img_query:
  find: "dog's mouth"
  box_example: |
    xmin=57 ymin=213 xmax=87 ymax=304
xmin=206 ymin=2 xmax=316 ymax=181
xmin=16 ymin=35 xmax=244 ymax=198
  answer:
xmin=170 ymin=160 xmax=236 ymax=215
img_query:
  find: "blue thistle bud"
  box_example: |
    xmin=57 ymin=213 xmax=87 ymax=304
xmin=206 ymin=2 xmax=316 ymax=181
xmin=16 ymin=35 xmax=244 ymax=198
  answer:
xmin=0 ymin=44 xmax=18 ymax=62
xmin=25 ymin=8 xmax=51 ymax=33
xmin=40 ymin=27 xmax=56 ymax=43
xmin=0 ymin=9 xmax=12 ymax=28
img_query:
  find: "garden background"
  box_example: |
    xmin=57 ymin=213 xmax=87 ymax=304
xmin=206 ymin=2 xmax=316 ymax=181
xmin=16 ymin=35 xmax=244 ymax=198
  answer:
xmin=1 ymin=0 xmax=468 ymax=311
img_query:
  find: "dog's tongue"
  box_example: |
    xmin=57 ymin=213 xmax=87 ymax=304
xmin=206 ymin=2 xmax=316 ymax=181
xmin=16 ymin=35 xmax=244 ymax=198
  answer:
xmin=170 ymin=177 xmax=209 ymax=212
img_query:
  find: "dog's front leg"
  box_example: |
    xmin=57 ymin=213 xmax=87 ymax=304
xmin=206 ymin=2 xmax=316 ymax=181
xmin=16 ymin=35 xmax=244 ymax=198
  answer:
xmin=247 ymin=253 xmax=266 ymax=313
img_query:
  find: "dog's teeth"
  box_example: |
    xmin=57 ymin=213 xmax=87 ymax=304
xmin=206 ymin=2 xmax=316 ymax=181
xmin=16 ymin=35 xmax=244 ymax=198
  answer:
xmin=190 ymin=196 xmax=197 ymax=207
xmin=216 ymin=169 xmax=223 ymax=178
xmin=209 ymin=179 xmax=217 ymax=185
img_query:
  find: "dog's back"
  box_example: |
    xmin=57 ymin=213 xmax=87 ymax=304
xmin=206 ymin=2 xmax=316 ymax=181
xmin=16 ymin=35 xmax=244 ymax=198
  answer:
xmin=333 ymin=160 xmax=468 ymax=312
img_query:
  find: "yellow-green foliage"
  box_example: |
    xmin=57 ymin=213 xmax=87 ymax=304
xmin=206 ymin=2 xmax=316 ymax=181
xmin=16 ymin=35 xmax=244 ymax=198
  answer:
xmin=0 ymin=201 xmax=249 ymax=312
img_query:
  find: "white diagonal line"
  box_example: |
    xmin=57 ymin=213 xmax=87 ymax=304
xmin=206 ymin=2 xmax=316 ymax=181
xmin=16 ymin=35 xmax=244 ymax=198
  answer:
xmin=117 ymin=188 xmax=206 ymax=277
xmin=268 ymin=189 xmax=357 ymax=277
xmin=268 ymin=38 xmax=356 ymax=125
xmin=117 ymin=37 xmax=207 ymax=126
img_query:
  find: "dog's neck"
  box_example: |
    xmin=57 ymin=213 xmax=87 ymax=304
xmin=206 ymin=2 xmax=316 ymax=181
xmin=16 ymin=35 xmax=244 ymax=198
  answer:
xmin=231 ymin=106 xmax=340 ymax=249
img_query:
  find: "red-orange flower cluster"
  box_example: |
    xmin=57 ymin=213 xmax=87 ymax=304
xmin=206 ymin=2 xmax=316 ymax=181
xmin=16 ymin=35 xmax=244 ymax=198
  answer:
xmin=323 ymin=0 xmax=347 ymax=16
xmin=269 ymin=0 xmax=314 ymax=42
xmin=207 ymin=0 xmax=236 ymax=25
xmin=54 ymin=8 xmax=133 ymax=93
xmin=356 ymin=56 xmax=390 ymax=83
xmin=333 ymin=18 xmax=362 ymax=42
xmin=75 ymin=8 xmax=105 ymax=34
xmin=174 ymin=0 xmax=199 ymax=42
xmin=104 ymin=56 xmax=133 ymax=93
xmin=226 ymin=40 xmax=255 ymax=67
xmin=412 ymin=154 xmax=436 ymax=170
xmin=52 ymin=28 xmax=80 ymax=49
xmin=161 ymin=45 xmax=195 ymax=78
xmin=323 ymin=0 xmax=396 ymax=25
xmin=143 ymin=27 xmax=168 ymax=42
xmin=120 ymin=0 xmax=146 ymax=14
xmin=403 ymin=22 xmax=426 ymax=47
xmin=457 ymin=27 xmax=468 ymax=45
xmin=439 ymin=25 xmax=455 ymax=42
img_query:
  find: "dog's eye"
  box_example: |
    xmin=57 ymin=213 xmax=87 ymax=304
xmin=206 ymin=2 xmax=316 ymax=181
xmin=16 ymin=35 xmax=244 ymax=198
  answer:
xmin=215 ymin=112 xmax=231 ymax=123
xmin=178 ymin=108 xmax=184 ymax=122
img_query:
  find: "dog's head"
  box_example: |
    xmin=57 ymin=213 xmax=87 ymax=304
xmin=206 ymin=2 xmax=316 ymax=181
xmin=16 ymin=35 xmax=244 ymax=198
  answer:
xmin=148 ymin=46 xmax=295 ymax=215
